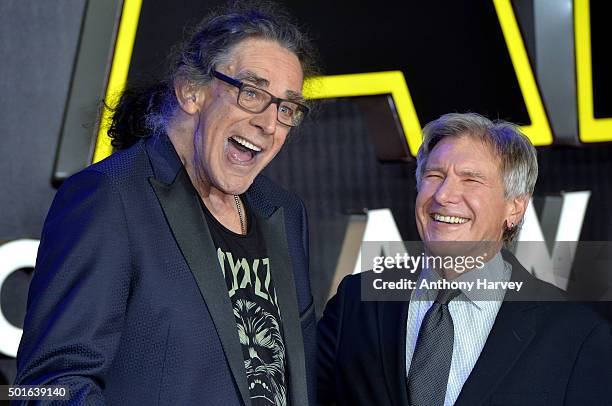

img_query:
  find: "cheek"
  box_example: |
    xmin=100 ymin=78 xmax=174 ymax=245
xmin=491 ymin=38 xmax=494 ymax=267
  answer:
xmin=276 ymin=128 xmax=290 ymax=144
xmin=468 ymin=195 xmax=505 ymax=226
xmin=195 ymin=130 xmax=216 ymax=162
xmin=199 ymin=113 xmax=233 ymax=151
xmin=266 ymin=133 xmax=290 ymax=158
xmin=415 ymin=186 xmax=434 ymax=212
xmin=415 ymin=198 xmax=426 ymax=217
xmin=205 ymin=98 xmax=237 ymax=131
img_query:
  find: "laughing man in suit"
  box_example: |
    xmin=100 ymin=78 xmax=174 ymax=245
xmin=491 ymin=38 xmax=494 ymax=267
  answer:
xmin=16 ymin=3 xmax=319 ymax=405
xmin=318 ymin=113 xmax=611 ymax=406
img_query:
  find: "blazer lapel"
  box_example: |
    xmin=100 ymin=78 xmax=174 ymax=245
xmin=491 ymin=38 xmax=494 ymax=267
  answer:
xmin=149 ymin=169 xmax=252 ymax=406
xmin=455 ymin=301 xmax=537 ymax=405
xmin=378 ymin=300 xmax=411 ymax=406
xmin=255 ymin=207 xmax=309 ymax=406
xmin=145 ymin=135 xmax=307 ymax=405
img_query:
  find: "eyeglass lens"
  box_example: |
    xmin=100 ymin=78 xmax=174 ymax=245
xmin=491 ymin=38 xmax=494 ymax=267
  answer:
xmin=238 ymin=86 xmax=304 ymax=126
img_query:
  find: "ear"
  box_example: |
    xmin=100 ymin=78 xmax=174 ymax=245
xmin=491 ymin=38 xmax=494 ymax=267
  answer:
xmin=174 ymin=76 xmax=203 ymax=115
xmin=505 ymin=194 xmax=530 ymax=229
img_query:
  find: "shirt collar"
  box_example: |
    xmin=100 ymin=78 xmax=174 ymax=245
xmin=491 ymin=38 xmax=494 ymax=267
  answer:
xmin=413 ymin=251 xmax=511 ymax=309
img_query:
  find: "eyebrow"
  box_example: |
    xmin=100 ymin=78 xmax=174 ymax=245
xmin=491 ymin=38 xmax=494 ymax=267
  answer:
xmin=423 ymin=166 xmax=444 ymax=174
xmin=235 ymin=71 xmax=270 ymax=88
xmin=285 ymin=90 xmax=306 ymax=104
xmin=236 ymin=70 xmax=306 ymax=104
xmin=424 ymin=166 xmax=488 ymax=180
xmin=458 ymin=169 xmax=487 ymax=181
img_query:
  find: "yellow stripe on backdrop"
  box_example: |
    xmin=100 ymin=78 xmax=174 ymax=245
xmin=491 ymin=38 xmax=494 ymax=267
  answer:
xmin=303 ymin=71 xmax=422 ymax=156
xmin=574 ymin=0 xmax=612 ymax=143
xmin=493 ymin=0 xmax=553 ymax=146
xmin=93 ymin=0 xmax=143 ymax=163
xmin=93 ymin=0 xmax=555 ymax=162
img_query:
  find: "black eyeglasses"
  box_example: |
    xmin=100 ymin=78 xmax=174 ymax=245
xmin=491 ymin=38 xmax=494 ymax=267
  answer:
xmin=211 ymin=70 xmax=309 ymax=127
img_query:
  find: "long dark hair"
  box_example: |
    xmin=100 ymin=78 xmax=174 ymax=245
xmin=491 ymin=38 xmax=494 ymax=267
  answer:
xmin=107 ymin=1 xmax=320 ymax=150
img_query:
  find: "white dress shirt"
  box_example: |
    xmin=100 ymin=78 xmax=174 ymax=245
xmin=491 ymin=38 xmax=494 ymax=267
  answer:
xmin=405 ymin=252 xmax=511 ymax=406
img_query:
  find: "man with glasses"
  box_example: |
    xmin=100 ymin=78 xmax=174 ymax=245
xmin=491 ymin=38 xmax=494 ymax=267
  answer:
xmin=16 ymin=4 xmax=319 ymax=405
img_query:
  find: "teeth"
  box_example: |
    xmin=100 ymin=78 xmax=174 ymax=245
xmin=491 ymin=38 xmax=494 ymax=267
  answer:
xmin=433 ymin=213 xmax=469 ymax=224
xmin=231 ymin=136 xmax=262 ymax=152
xmin=250 ymin=380 xmax=270 ymax=391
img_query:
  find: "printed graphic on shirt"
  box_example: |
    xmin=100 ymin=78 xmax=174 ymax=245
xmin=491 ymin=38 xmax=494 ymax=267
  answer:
xmin=218 ymin=248 xmax=287 ymax=406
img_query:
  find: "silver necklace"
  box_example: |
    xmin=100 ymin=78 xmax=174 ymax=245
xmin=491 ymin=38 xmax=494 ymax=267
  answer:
xmin=234 ymin=195 xmax=245 ymax=235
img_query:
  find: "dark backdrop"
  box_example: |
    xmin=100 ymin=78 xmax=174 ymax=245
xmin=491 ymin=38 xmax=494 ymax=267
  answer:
xmin=1 ymin=0 xmax=611 ymax=388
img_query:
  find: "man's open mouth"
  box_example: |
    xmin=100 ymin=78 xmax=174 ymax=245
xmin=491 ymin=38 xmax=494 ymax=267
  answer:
xmin=228 ymin=135 xmax=263 ymax=162
xmin=431 ymin=213 xmax=470 ymax=224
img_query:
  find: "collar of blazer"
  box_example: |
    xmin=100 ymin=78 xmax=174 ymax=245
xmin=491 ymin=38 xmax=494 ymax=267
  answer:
xmin=144 ymin=133 xmax=308 ymax=406
xmin=377 ymin=249 xmax=565 ymax=406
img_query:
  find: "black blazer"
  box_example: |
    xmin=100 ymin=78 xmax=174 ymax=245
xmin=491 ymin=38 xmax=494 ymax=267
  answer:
xmin=318 ymin=251 xmax=611 ymax=405
xmin=16 ymin=134 xmax=316 ymax=405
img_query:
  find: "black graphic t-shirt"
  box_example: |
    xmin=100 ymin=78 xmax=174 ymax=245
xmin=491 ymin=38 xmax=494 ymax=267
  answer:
xmin=201 ymin=197 xmax=289 ymax=406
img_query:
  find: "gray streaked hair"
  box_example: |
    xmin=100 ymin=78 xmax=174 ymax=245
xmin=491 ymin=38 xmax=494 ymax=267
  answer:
xmin=108 ymin=1 xmax=320 ymax=149
xmin=415 ymin=112 xmax=538 ymax=242
xmin=149 ymin=1 xmax=319 ymax=132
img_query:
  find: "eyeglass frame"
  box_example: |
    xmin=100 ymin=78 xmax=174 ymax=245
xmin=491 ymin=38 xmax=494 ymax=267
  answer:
xmin=210 ymin=70 xmax=309 ymax=127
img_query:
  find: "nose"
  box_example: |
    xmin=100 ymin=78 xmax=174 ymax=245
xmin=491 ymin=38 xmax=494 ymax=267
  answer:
xmin=250 ymin=103 xmax=277 ymax=135
xmin=433 ymin=176 xmax=461 ymax=205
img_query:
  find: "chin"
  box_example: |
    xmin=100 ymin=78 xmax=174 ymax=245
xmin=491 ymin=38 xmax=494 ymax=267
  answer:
xmin=229 ymin=178 xmax=255 ymax=195
xmin=425 ymin=230 xmax=465 ymax=242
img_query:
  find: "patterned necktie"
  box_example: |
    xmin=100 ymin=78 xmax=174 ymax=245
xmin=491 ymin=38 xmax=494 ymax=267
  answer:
xmin=407 ymin=288 xmax=461 ymax=406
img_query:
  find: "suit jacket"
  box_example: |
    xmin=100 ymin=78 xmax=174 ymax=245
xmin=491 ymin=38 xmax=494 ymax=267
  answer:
xmin=318 ymin=251 xmax=612 ymax=406
xmin=15 ymin=134 xmax=316 ymax=405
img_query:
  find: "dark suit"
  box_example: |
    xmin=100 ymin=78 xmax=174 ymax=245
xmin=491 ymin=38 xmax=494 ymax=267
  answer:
xmin=318 ymin=251 xmax=612 ymax=405
xmin=15 ymin=134 xmax=316 ymax=405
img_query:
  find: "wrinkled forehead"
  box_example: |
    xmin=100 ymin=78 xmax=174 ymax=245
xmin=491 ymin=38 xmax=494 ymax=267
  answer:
xmin=426 ymin=134 xmax=504 ymax=174
xmin=222 ymin=38 xmax=304 ymax=92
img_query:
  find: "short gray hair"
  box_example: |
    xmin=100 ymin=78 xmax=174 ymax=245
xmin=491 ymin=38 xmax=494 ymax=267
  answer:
xmin=415 ymin=113 xmax=538 ymax=241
